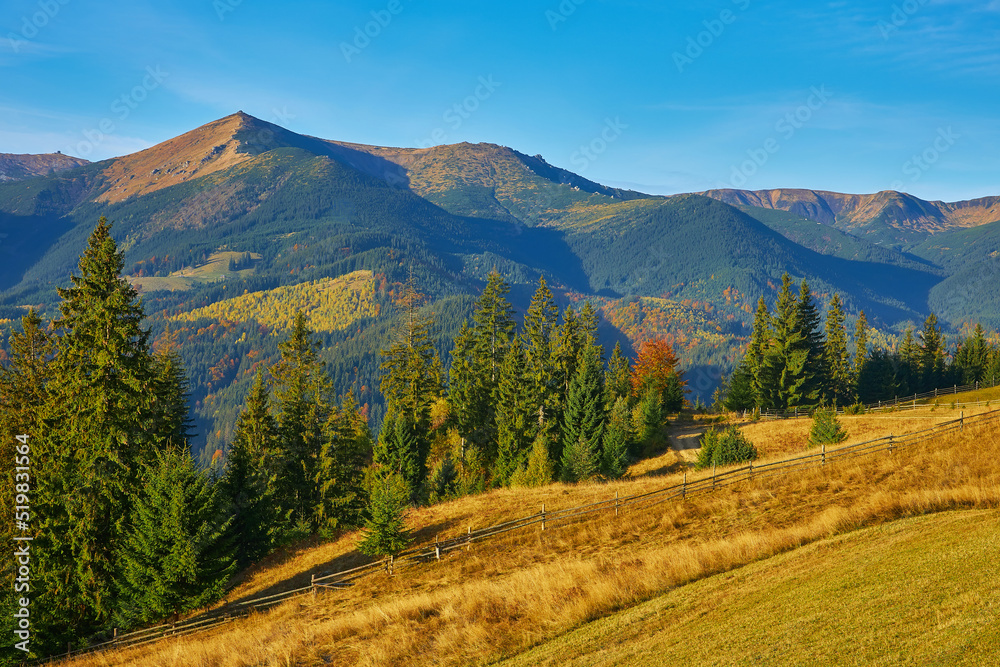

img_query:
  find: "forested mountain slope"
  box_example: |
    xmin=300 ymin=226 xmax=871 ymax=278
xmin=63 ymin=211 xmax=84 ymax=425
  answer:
xmin=0 ymin=112 xmax=995 ymax=456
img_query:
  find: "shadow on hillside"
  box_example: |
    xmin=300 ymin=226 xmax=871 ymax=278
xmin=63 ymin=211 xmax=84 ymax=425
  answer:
xmin=218 ymin=514 xmax=467 ymax=609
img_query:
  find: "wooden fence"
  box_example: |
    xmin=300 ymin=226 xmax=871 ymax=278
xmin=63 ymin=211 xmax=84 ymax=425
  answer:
xmin=34 ymin=408 xmax=1000 ymax=664
xmin=756 ymin=377 xmax=1000 ymax=420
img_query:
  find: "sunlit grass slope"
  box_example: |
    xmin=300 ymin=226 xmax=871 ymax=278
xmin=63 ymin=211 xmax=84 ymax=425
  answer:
xmin=64 ymin=412 xmax=1000 ymax=666
xmin=500 ymin=509 xmax=1000 ymax=667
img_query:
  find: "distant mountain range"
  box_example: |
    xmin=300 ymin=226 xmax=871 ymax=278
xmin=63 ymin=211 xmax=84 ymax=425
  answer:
xmin=0 ymin=152 xmax=89 ymax=182
xmin=701 ymin=188 xmax=1000 ymax=246
xmin=2 ymin=111 xmax=999 ymax=455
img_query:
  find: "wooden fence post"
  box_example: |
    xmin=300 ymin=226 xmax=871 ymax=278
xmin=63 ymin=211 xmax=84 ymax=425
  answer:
xmin=821 ymin=442 xmax=826 ymax=466
xmin=311 ymin=574 xmax=316 ymax=599
xmin=748 ymin=461 xmax=753 ymax=481
xmin=889 ymin=434 xmax=894 ymax=454
xmin=435 ymin=534 xmax=440 ymax=561
xmin=541 ymin=503 xmax=546 ymax=531
xmin=682 ymin=472 xmax=687 ymax=499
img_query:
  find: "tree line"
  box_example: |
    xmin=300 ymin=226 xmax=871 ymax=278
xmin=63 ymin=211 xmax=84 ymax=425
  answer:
xmin=722 ymin=274 xmax=1000 ymax=411
xmin=0 ymin=221 xmax=689 ymax=660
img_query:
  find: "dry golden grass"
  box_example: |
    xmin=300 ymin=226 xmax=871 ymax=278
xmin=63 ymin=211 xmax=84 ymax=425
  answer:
xmin=60 ymin=411 xmax=1000 ymax=667
xmin=735 ymin=403 xmax=987 ymax=458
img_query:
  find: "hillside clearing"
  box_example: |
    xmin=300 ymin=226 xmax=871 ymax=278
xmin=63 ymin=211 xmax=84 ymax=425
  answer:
xmin=500 ymin=509 xmax=1000 ymax=667
xmin=60 ymin=411 xmax=1000 ymax=666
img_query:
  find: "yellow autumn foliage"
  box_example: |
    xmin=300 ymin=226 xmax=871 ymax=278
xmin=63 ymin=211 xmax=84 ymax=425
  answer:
xmin=171 ymin=270 xmax=381 ymax=332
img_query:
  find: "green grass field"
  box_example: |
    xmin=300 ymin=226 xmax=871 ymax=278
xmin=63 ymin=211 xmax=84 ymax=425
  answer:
xmin=499 ymin=509 xmax=1000 ymax=666
xmin=129 ymin=251 xmax=261 ymax=292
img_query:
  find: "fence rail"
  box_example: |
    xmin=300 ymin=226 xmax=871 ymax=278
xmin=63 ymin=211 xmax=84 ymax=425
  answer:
xmin=35 ymin=407 xmax=1000 ymax=664
xmin=753 ymin=377 xmax=1000 ymax=420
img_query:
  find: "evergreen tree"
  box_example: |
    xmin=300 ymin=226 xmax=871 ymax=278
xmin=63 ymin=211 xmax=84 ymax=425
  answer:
xmin=312 ymin=394 xmax=370 ymax=532
xmin=898 ymin=327 xmax=920 ymax=395
xmin=601 ymin=396 xmax=632 ymax=479
xmin=760 ymin=274 xmax=817 ymax=409
xmin=823 ymin=294 xmax=852 ymax=405
xmin=723 ymin=360 xmax=756 ymax=412
xmin=116 ymin=446 xmax=235 ymax=627
xmin=357 ymin=470 xmax=412 ymax=564
xmin=150 ymin=339 xmax=195 ymax=447
xmin=605 ymin=341 xmax=632 ymax=407
xmin=510 ymin=434 xmax=555 ymax=487
xmin=853 ymin=310 xmax=869 ymax=385
xmin=808 ymin=408 xmax=848 ymax=447
xmin=494 ymin=339 xmax=533 ymax=485
xmin=448 ymin=272 xmax=515 ymax=461
xmin=220 ymin=372 xmax=279 ymax=568
xmin=35 ymin=218 xmax=160 ymax=643
xmin=919 ymin=313 xmax=945 ymax=391
xmin=374 ymin=410 xmax=419 ymax=492
xmin=271 ymin=310 xmax=332 ymax=531
xmin=795 ymin=280 xmax=826 ymax=405
xmin=636 ymin=385 xmax=663 ymax=450
xmin=522 ymin=276 xmax=561 ymax=444
xmin=560 ymin=343 xmax=606 ymax=482
xmin=954 ymin=324 xmax=990 ymax=384
xmin=748 ymin=297 xmax=773 ymax=407
xmin=378 ymin=275 xmax=443 ymax=487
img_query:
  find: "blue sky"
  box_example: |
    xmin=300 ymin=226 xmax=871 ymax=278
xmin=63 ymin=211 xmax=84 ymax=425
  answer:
xmin=2 ymin=0 xmax=998 ymax=201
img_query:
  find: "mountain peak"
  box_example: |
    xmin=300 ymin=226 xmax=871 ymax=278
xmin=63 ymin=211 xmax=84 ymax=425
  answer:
xmin=94 ymin=113 xmax=268 ymax=203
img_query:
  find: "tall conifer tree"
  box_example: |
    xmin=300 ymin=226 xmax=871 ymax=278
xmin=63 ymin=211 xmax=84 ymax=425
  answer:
xmin=561 ymin=343 xmax=606 ymax=482
xmin=35 ymin=218 xmax=160 ymax=643
xmin=823 ymin=294 xmax=852 ymax=405
xmin=220 ymin=372 xmax=279 ymax=567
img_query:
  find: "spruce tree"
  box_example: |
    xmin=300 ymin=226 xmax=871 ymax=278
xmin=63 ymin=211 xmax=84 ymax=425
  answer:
xmin=271 ymin=310 xmax=332 ymax=531
xmin=919 ymin=313 xmax=945 ymax=391
xmin=373 ymin=411 xmax=419 ymax=492
xmin=510 ymin=435 xmax=555 ymax=487
xmin=853 ymin=310 xmax=869 ymax=387
xmin=898 ymin=327 xmax=920 ymax=395
xmin=448 ymin=272 xmax=515 ymax=462
xmin=150 ymin=339 xmax=195 ymax=447
xmin=748 ymin=296 xmax=773 ymax=406
xmin=601 ymin=396 xmax=632 ymax=479
xmin=357 ymin=470 xmax=412 ymax=563
xmin=522 ymin=276 xmax=561 ymax=445
xmin=760 ymin=274 xmax=816 ymax=410
xmin=795 ymin=281 xmax=826 ymax=405
xmin=220 ymin=372 xmax=279 ymax=568
xmin=605 ymin=341 xmax=631 ymax=407
xmin=494 ymin=339 xmax=533 ymax=485
xmin=560 ymin=343 xmax=606 ymax=482
xmin=35 ymin=218 xmax=160 ymax=644
xmin=823 ymin=294 xmax=852 ymax=405
xmin=116 ymin=447 xmax=235 ymax=627
xmin=808 ymin=408 xmax=848 ymax=447
xmin=312 ymin=394 xmax=370 ymax=532
xmin=955 ymin=324 xmax=990 ymax=384
xmin=378 ymin=275 xmax=443 ymax=486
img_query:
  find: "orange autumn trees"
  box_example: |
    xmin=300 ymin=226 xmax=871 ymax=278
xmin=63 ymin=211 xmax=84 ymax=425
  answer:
xmin=631 ymin=338 xmax=688 ymax=413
